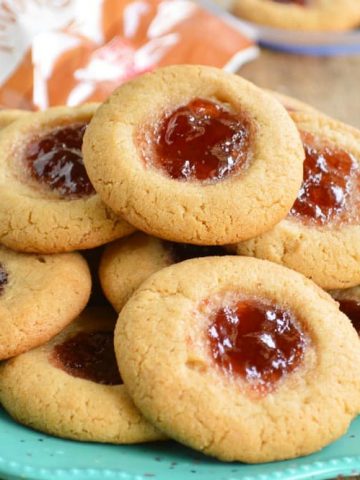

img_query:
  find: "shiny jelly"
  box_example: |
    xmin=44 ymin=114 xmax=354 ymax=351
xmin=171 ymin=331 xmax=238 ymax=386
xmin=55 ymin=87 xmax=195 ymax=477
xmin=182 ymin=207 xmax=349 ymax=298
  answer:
xmin=0 ymin=263 xmax=8 ymax=296
xmin=53 ymin=331 xmax=122 ymax=385
xmin=290 ymin=133 xmax=360 ymax=225
xmin=338 ymin=299 xmax=360 ymax=335
xmin=152 ymin=98 xmax=251 ymax=182
xmin=25 ymin=123 xmax=95 ymax=198
xmin=208 ymin=298 xmax=306 ymax=390
xmin=166 ymin=242 xmax=227 ymax=263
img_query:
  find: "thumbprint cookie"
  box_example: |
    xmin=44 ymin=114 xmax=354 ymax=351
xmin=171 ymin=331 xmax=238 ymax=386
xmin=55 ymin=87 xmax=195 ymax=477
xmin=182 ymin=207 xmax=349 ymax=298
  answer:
xmin=234 ymin=112 xmax=360 ymax=290
xmin=0 ymin=104 xmax=134 ymax=253
xmin=115 ymin=256 xmax=360 ymax=462
xmin=0 ymin=307 xmax=165 ymax=443
xmin=83 ymin=65 xmax=304 ymax=245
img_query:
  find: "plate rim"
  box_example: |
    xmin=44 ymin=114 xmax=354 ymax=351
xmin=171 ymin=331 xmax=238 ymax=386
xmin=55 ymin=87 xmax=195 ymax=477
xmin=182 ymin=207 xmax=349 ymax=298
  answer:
xmin=1 ymin=452 xmax=360 ymax=480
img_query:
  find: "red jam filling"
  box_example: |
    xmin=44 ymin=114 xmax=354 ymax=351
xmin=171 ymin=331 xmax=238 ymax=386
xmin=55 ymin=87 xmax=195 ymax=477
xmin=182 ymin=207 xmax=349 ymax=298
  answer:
xmin=166 ymin=242 xmax=227 ymax=263
xmin=208 ymin=298 xmax=306 ymax=391
xmin=0 ymin=263 xmax=8 ymax=296
xmin=53 ymin=331 xmax=122 ymax=385
xmin=25 ymin=123 xmax=95 ymax=198
xmin=151 ymin=98 xmax=252 ymax=182
xmin=338 ymin=299 xmax=360 ymax=335
xmin=290 ymin=133 xmax=360 ymax=225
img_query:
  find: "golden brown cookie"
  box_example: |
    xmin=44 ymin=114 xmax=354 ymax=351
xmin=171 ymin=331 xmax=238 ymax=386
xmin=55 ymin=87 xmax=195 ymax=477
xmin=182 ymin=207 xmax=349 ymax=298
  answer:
xmin=83 ymin=65 xmax=304 ymax=245
xmin=0 ymin=104 xmax=134 ymax=253
xmin=0 ymin=307 xmax=165 ymax=444
xmin=330 ymin=285 xmax=360 ymax=336
xmin=232 ymin=0 xmax=360 ymax=32
xmin=115 ymin=256 xmax=360 ymax=463
xmin=233 ymin=112 xmax=360 ymax=290
xmin=0 ymin=245 xmax=91 ymax=359
xmin=100 ymin=232 xmax=227 ymax=312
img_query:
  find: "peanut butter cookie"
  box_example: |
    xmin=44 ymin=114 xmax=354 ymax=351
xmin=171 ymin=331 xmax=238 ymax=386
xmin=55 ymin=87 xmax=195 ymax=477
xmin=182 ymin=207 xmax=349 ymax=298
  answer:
xmin=234 ymin=112 xmax=360 ymax=290
xmin=0 ymin=104 xmax=134 ymax=253
xmin=83 ymin=65 xmax=304 ymax=245
xmin=115 ymin=256 xmax=360 ymax=462
xmin=0 ymin=307 xmax=165 ymax=443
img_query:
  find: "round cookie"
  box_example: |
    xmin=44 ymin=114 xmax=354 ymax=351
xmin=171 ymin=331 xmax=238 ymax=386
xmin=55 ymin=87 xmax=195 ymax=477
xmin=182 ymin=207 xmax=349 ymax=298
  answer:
xmin=83 ymin=65 xmax=304 ymax=245
xmin=115 ymin=256 xmax=360 ymax=463
xmin=0 ymin=307 xmax=165 ymax=443
xmin=100 ymin=232 xmax=227 ymax=312
xmin=330 ymin=286 xmax=360 ymax=336
xmin=233 ymin=112 xmax=360 ymax=290
xmin=0 ymin=109 xmax=29 ymax=129
xmin=232 ymin=0 xmax=360 ymax=32
xmin=0 ymin=245 xmax=91 ymax=359
xmin=0 ymin=104 xmax=135 ymax=253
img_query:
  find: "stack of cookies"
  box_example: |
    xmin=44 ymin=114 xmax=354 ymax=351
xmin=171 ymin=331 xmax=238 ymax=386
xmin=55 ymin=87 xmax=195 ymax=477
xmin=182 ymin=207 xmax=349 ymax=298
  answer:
xmin=0 ymin=65 xmax=359 ymax=464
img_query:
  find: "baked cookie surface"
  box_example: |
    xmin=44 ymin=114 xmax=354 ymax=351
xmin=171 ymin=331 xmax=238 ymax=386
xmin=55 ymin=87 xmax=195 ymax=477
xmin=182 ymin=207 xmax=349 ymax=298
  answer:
xmin=100 ymin=232 xmax=227 ymax=312
xmin=0 ymin=245 xmax=91 ymax=359
xmin=232 ymin=0 xmax=360 ymax=32
xmin=0 ymin=307 xmax=165 ymax=444
xmin=115 ymin=256 xmax=360 ymax=463
xmin=234 ymin=112 xmax=360 ymax=290
xmin=0 ymin=104 xmax=134 ymax=253
xmin=83 ymin=65 xmax=304 ymax=245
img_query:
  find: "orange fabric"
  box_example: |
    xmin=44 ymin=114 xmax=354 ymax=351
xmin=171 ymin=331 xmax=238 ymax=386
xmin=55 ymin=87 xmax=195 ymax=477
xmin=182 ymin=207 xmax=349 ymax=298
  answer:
xmin=0 ymin=51 xmax=35 ymax=110
xmin=0 ymin=0 xmax=254 ymax=110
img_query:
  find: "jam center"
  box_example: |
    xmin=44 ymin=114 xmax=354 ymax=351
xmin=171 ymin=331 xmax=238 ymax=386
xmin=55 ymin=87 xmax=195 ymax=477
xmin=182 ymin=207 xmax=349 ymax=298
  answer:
xmin=165 ymin=242 xmax=227 ymax=263
xmin=53 ymin=331 xmax=122 ymax=385
xmin=208 ymin=298 xmax=306 ymax=390
xmin=290 ymin=133 xmax=360 ymax=225
xmin=25 ymin=123 xmax=95 ymax=198
xmin=338 ymin=299 xmax=360 ymax=335
xmin=151 ymin=98 xmax=251 ymax=182
xmin=0 ymin=263 xmax=8 ymax=296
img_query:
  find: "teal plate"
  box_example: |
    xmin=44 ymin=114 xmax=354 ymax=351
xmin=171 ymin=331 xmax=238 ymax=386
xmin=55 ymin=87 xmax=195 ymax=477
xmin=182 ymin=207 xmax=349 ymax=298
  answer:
xmin=1 ymin=408 xmax=360 ymax=480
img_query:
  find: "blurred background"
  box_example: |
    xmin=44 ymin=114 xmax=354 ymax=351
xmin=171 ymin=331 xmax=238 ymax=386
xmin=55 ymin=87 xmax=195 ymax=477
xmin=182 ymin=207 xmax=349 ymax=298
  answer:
xmin=1 ymin=0 xmax=358 ymax=127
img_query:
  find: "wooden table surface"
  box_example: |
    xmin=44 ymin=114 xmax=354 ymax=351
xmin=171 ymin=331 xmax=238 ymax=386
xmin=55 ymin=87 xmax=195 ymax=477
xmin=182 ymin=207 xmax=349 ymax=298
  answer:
xmin=239 ymin=48 xmax=360 ymax=129
xmin=240 ymin=48 xmax=360 ymax=480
